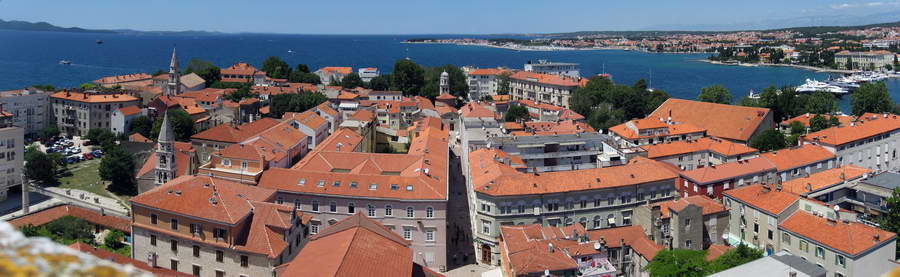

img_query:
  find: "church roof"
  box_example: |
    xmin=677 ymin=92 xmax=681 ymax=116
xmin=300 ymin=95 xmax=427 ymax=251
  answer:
xmin=157 ymin=112 xmax=175 ymax=143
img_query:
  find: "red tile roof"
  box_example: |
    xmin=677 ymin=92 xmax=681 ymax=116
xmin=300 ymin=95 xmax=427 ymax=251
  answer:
xmin=9 ymin=204 xmax=130 ymax=233
xmin=649 ymin=99 xmax=772 ymax=142
xmin=117 ymin=105 xmax=141 ymax=116
xmin=587 ymin=225 xmax=664 ymax=260
xmin=221 ymin=62 xmax=265 ymax=76
xmin=50 ymin=91 xmax=140 ymax=103
xmin=759 ymin=144 xmax=834 ymax=172
xmin=130 ymin=176 xmax=275 ymax=225
xmin=680 ymin=157 xmax=775 ymax=184
xmin=318 ymin=67 xmax=353 ymax=75
xmin=285 ymin=111 xmax=327 ymax=130
xmin=94 ymin=73 xmax=152 ymax=85
xmin=282 ymin=213 xmax=418 ymax=277
xmin=436 ymin=93 xmax=455 ymax=100
xmin=236 ymin=201 xmax=311 ymax=258
xmin=191 ymin=117 xmax=281 ymax=143
xmin=69 ymin=242 xmax=192 ymax=276
xmin=641 ymin=137 xmax=757 ymax=159
xmin=459 ymin=102 xmax=496 ymax=118
xmin=723 ymin=184 xmax=799 ymax=216
xmin=609 ymin=121 xmax=706 ymax=140
xmin=653 ymin=195 xmax=727 ymax=219
xmin=780 ymin=114 xmax=852 ymax=127
xmin=781 ymin=165 xmax=871 ymax=195
xmin=468 ymin=68 xmax=510 ymax=76
xmin=470 ymin=150 xmax=677 ymax=196
xmin=780 ymin=211 xmax=896 ymax=257
xmin=509 ymin=71 xmax=582 ymax=87
xmin=801 ymin=113 xmax=900 ymax=146
xmin=705 ymin=244 xmax=732 ymax=261
xmin=129 ymin=133 xmax=152 ymax=143
xmin=137 ymin=142 xmax=196 ymax=178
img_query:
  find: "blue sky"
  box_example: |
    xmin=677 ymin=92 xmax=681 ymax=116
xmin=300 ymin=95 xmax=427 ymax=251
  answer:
xmin=1 ymin=0 xmax=899 ymax=34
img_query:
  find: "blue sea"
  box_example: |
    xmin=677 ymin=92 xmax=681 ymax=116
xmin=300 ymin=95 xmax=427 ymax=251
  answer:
xmin=1 ymin=30 xmax=898 ymax=111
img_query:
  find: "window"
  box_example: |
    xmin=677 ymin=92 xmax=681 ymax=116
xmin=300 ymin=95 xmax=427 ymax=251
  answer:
xmin=406 ymin=207 xmax=414 ymax=218
xmin=333 ymin=181 xmax=341 ymax=187
xmin=835 ymin=254 xmax=846 ymax=268
xmin=753 ymin=223 xmax=759 ymax=234
xmin=170 ymin=240 xmax=178 ymax=253
xmin=193 ymin=245 xmax=200 ymax=257
xmin=190 ymin=224 xmax=201 ymax=236
xmin=317 ymin=180 xmax=325 ymax=187
xmin=426 ymin=207 xmax=434 ymax=218
xmin=403 ymin=228 xmax=412 ymax=240
xmin=216 ymin=250 xmax=224 ymax=262
xmin=293 ymin=199 xmax=301 ymax=210
xmin=347 ymin=202 xmax=355 ymax=214
xmin=150 ymin=235 xmax=157 ymax=246
xmin=369 ymin=183 xmax=378 ymax=190
xmin=782 ymin=233 xmax=791 ymax=245
xmin=221 ymin=159 xmax=230 ymax=166
xmin=171 ymin=219 xmax=178 ymax=230
xmin=329 ymin=201 xmax=337 ymax=212
xmin=310 ymin=223 xmax=320 ymax=234
xmin=151 ymin=214 xmax=158 ymax=224
xmin=240 ymin=255 xmax=249 ymax=268
xmin=685 ymin=240 xmax=693 ymax=248
xmin=768 ymin=230 xmax=774 ymax=240
xmin=216 ymin=270 xmax=225 ymax=277
xmin=481 ymin=220 xmax=491 ymax=234
xmin=192 ymin=265 xmax=201 ymax=276
xmin=312 ymin=200 xmax=319 ymax=211
xmin=213 ymin=228 xmax=227 ymax=240
xmin=368 ymin=205 xmax=376 ymax=217
xmin=425 ymin=229 xmax=435 ymax=242
xmin=350 ymin=181 xmax=358 ymax=188
xmin=815 ymin=246 xmax=824 ymax=258
xmin=276 ymin=197 xmax=284 ymax=204
xmin=170 ymin=259 xmax=178 ymax=271
xmin=800 ymin=240 xmax=809 ymax=252
xmin=385 ymin=205 xmax=393 ymax=216
xmin=518 ymin=204 xmax=526 ymax=213
xmin=240 ymin=161 xmax=248 ymax=169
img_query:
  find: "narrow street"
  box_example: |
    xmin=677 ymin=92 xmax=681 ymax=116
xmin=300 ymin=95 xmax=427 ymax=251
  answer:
xmin=445 ymin=144 xmax=477 ymax=272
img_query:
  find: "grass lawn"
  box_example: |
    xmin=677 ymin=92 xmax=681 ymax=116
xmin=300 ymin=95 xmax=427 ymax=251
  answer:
xmin=57 ymin=159 xmax=109 ymax=198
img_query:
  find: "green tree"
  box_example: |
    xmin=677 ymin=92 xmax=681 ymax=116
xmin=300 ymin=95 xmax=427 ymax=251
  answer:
xmin=645 ymin=89 xmax=671 ymax=115
xmin=260 ymin=56 xmax=291 ymax=79
xmin=789 ymin=121 xmax=806 ymax=135
xmin=295 ymin=64 xmax=310 ymax=74
xmin=85 ymin=128 xmax=116 ymax=147
xmin=268 ymin=93 xmax=328 ymax=118
xmin=706 ymin=244 xmax=764 ymax=274
xmin=80 ymin=83 xmax=97 ymax=90
xmin=38 ymin=126 xmax=60 ymax=141
xmin=129 ymin=116 xmax=153 ymax=139
xmin=341 ymin=73 xmax=365 ymax=89
xmin=878 ymin=188 xmax=900 ymax=259
xmin=570 ymin=76 xmax=614 ymax=117
xmin=288 ymin=71 xmax=321 ymax=84
xmin=104 ymin=230 xmax=125 ymax=250
xmin=504 ymin=105 xmax=530 ymax=122
xmin=421 ymin=65 xmax=469 ymax=99
xmin=697 ymin=85 xmax=733 ymax=104
xmin=809 ymin=114 xmax=831 ymax=132
xmin=851 ymin=82 xmax=893 ymax=116
xmin=645 ymin=249 xmax=708 ymax=277
xmin=31 ymin=84 xmax=56 ymax=91
xmin=151 ymin=109 xmax=195 ymax=142
xmin=367 ymin=74 xmax=392 ymax=90
xmin=210 ymin=81 xmax=250 ymax=89
xmin=750 ymin=129 xmax=788 ymax=151
xmin=496 ymin=72 xmax=511 ymax=95
xmin=587 ymin=103 xmax=625 ymax=130
xmin=392 ymin=59 xmax=425 ymax=96
xmin=100 ymin=144 xmax=137 ymax=195
xmin=44 ymin=216 xmax=94 ymax=244
xmin=182 ymin=58 xmax=221 ymax=86
xmin=804 ymin=91 xmax=838 ymax=114
xmin=829 ymin=116 xmax=841 ymax=127
xmin=24 ymin=146 xmax=57 ymax=185
xmin=223 ymin=83 xmax=255 ymax=102
xmin=738 ymin=96 xmax=762 ymax=107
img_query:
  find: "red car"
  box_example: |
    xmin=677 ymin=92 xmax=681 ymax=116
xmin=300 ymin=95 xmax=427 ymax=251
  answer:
xmin=82 ymin=153 xmax=94 ymax=160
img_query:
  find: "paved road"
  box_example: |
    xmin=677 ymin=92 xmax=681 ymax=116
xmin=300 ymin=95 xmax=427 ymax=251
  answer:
xmin=445 ymin=138 xmax=487 ymax=271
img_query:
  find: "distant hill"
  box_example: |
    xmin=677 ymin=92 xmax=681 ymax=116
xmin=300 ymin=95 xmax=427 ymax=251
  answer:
xmin=535 ymin=20 xmax=900 ymax=38
xmin=0 ymin=19 xmax=114 ymax=33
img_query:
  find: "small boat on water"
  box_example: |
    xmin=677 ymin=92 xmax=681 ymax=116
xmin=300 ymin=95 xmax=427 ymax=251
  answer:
xmin=59 ymin=60 xmax=71 ymax=65
xmin=795 ymin=79 xmax=849 ymax=95
xmin=747 ymin=89 xmax=760 ymax=99
xmin=96 ymin=40 xmax=103 ymax=44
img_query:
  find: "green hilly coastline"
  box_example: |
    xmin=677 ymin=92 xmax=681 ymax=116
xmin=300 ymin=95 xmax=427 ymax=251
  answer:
xmin=0 ymin=19 xmax=113 ymax=33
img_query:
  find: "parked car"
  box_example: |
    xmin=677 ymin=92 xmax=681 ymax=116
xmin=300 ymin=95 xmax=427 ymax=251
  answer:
xmin=83 ymin=153 xmax=93 ymax=160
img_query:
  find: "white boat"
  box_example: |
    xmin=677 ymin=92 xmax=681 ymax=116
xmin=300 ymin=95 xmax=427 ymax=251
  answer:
xmin=59 ymin=60 xmax=71 ymax=65
xmin=747 ymin=89 xmax=760 ymax=99
xmin=795 ymin=79 xmax=848 ymax=95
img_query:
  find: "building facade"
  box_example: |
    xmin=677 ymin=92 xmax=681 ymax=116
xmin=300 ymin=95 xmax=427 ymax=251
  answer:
xmin=523 ymin=60 xmax=580 ymax=78
xmin=49 ymin=91 xmax=141 ymax=136
xmin=465 ymin=68 xmax=509 ymax=101
xmin=834 ymin=50 xmax=895 ymax=71
xmin=508 ymin=71 xmax=583 ymax=108
xmin=801 ymin=113 xmax=900 ymax=172
xmin=0 ymin=113 xmax=22 ymax=202
xmin=0 ymin=88 xmax=51 ymax=138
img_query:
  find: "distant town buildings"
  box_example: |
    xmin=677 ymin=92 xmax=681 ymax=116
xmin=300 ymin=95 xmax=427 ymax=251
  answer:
xmin=465 ymin=68 xmax=510 ymax=101
xmin=315 ymin=67 xmax=353 ymax=85
xmin=834 ymin=50 xmax=895 ymax=71
xmin=357 ymin=67 xmax=379 ymax=82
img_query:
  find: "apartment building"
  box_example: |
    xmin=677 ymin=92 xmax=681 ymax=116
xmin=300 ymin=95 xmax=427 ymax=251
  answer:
xmin=0 ymin=87 xmax=51 ymax=138
xmin=466 ymin=68 xmax=510 ymax=101
xmin=679 ymin=157 xmax=777 ymax=199
xmin=609 ymin=118 xmax=707 ymax=146
xmin=357 ymin=67 xmax=379 ymax=82
xmin=762 ymin=144 xmax=837 ymax=182
xmin=801 ymin=113 xmax=900 ymax=172
xmin=834 ymin=50 xmax=895 ymax=70
xmin=110 ymin=105 xmax=142 ymax=135
xmin=709 ymin=251 xmax=826 ymax=277
xmin=499 ymin=224 xmax=663 ymax=277
xmin=640 ymin=137 xmax=758 ymax=171
xmin=315 ymin=67 xmax=353 ymax=84
xmin=723 ymin=184 xmax=805 ymax=255
xmin=508 ymin=71 xmax=584 ymax=108
xmin=49 ymin=91 xmax=141 ymax=136
xmin=633 ymin=195 xmax=729 ymax=250
xmin=131 ymin=176 xmax=310 ymax=277
xmin=523 ymin=60 xmax=580 ymax=78
xmin=283 ymin=111 xmax=330 ymax=150
xmin=649 ymin=99 xmax=774 ymax=143
xmin=313 ymin=102 xmax=342 ymax=133
xmin=468 ymin=149 xmax=678 ymax=265
xmin=486 ymin=132 xmax=607 ymax=173
xmin=0 ymin=113 xmax=22 ymax=201
xmin=220 ymin=62 xmax=267 ymax=85
xmin=258 ymin=117 xmax=450 ymax=271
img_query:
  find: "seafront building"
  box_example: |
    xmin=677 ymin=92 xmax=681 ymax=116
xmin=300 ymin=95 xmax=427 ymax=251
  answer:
xmin=49 ymin=91 xmax=141 ymax=136
xmin=508 ymin=71 xmax=585 ymax=109
xmin=315 ymin=67 xmax=353 ymax=84
xmin=523 ymin=60 xmax=580 ymax=78
xmin=357 ymin=67 xmax=379 ymax=82
xmin=834 ymin=50 xmax=895 ymax=71
xmin=801 ymin=113 xmax=900 ymax=172
xmin=0 ymin=112 xmax=23 ymax=202
xmin=0 ymin=87 xmax=51 ymax=138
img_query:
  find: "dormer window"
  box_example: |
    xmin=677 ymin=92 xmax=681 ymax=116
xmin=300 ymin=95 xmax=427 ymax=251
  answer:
xmin=350 ymin=182 xmax=358 ymax=188
xmin=298 ymin=179 xmax=306 ymax=186
xmin=369 ymin=183 xmax=378 ymax=190
xmin=317 ymin=180 xmax=325 ymax=187
xmin=221 ymin=159 xmax=231 ymax=166
xmin=406 ymin=185 xmax=413 ymax=191
xmin=390 ymin=184 xmax=399 ymax=190
xmin=333 ymin=181 xmax=341 ymax=187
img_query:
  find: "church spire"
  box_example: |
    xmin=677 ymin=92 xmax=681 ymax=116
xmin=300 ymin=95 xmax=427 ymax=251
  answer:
xmin=166 ymin=47 xmax=181 ymax=96
xmin=155 ymin=111 xmax=176 ymax=186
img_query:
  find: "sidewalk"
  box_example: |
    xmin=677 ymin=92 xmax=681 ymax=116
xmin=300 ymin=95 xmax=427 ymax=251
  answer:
xmin=42 ymin=186 xmax=129 ymax=215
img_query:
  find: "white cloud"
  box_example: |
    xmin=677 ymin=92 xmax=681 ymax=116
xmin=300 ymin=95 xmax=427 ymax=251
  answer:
xmin=831 ymin=1 xmax=900 ymax=9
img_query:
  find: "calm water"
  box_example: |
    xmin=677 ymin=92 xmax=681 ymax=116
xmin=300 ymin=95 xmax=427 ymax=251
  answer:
xmin=1 ymin=30 xmax=898 ymax=111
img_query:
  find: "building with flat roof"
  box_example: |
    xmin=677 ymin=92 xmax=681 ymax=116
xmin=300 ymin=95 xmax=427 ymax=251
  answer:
xmin=609 ymin=118 xmax=707 ymax=146
xmin=708 ymin=251 xmax=826 ymax=277
xmin=49 ymin=91 xmax=141 ymax=136
xmin=523 ymin=60 xmax=580 ymax=78
xmin=465 ymin=68 xmax=511 ymax=101
xmin=834 ymin=50 xmax=895 ymax=71
xmin=508 ymin=71 xmax=585 ymax=108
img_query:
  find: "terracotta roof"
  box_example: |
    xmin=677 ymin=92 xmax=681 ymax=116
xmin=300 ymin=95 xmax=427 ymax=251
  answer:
xmin=129 ymin=133 xmax=153 ymax=143
xmin=213 ymin=143 xmax=265 ymax=162
xmin=499 ymin=224 xmax=582 ymax=275
xmin=608 ymin=121 xmax=706 ymax=140
xmin=349 ymin=110 xmax=375 ymax=122
xmin=236 ymin=201 xmax=310 ymax=258
xmin=780 ymin=114 xmax=852 ymax=127
xmin=517 ymin=120 xmax=594 ymax=136
xmin=69 ymin=242 xmax=192 ymax=277
xmin=9 ymin=204 xmax=130 ymax=233
xmin=680 ymin=157 xmax=775 ymax=184
xmin=780 ymin=211 xmax=896 ymax=257
xmin=471 ymin=150 xmax=677 ymax=196
xmin=50 ymin=91 xmax=140 ymax=103
xmin=801 ymin=113 xmax=900 ymax=146
xmin=252 ymin=85 xmax=297 ymax=96
xmin=705 ymin=244 xmax=732 ymax=261
xmin=221 ymin=62 xmax=264 ymax=76
xmin=337 ymin=91 xmax=360 ymax=100
xmin=460 ymin=102 xmax=495 ymax=118
xmin=318 ymin=67 xmax=353 ymax=75
xmin=641 ymin=137 xmax=757 ymax=159
xmin=285 ymin=111 xmax=328 ymax=130
xmin=649 ymin=99 xmax=771 ymax=142
xmin=781 ymin=165 xmax=871 ymax=195
xmin=491 ymin=95 xmax=511 ymax=102
xmin=117 ymin=105 xmax=141 ymax=116
xmin=652 ymin=195 xmax=727 ymax=219
xmin=130 ymin=175 xmax=275 ymax=225
xmin=759 ymin=144 xmax=834 ymax=172
xmin=586 ymin=225 xmax=664 ymax=260
xmin=191 ymin=117 xmax=280 ymax=143
xmin=94 ymin=73 xmax=152 ymax=85
xmin=468 ymin=68 xmax=509 ymax=76
xmin=435 ymin=105 xmax=458 ymax=116
xmin=260 ymin=118 xmax=449 ymax=201
xmin=436 ymin=93 xmax=455 ymax=100
xmin=179 ymin=88 xmax=229 ymax=102
xmin=137 ymin=142 xmax=195 ymax=178
xmin=723 ymin=184 xmax=799 ymax=216
xmin=509 ymin=71 xmax=582 ymax=87
xmin=282 ymin=213 xmax=417 ymax=277
xmin=316 ymin=102 xmax=339 ymax=116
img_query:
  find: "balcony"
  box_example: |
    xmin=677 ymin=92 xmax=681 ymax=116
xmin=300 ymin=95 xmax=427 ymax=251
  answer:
xmin=578 ymin=258 xmax=616 ymax=276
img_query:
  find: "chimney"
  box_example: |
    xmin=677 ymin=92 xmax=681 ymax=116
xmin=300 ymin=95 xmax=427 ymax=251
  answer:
xmin=548 ymin=243 xmax=554 ymax=253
